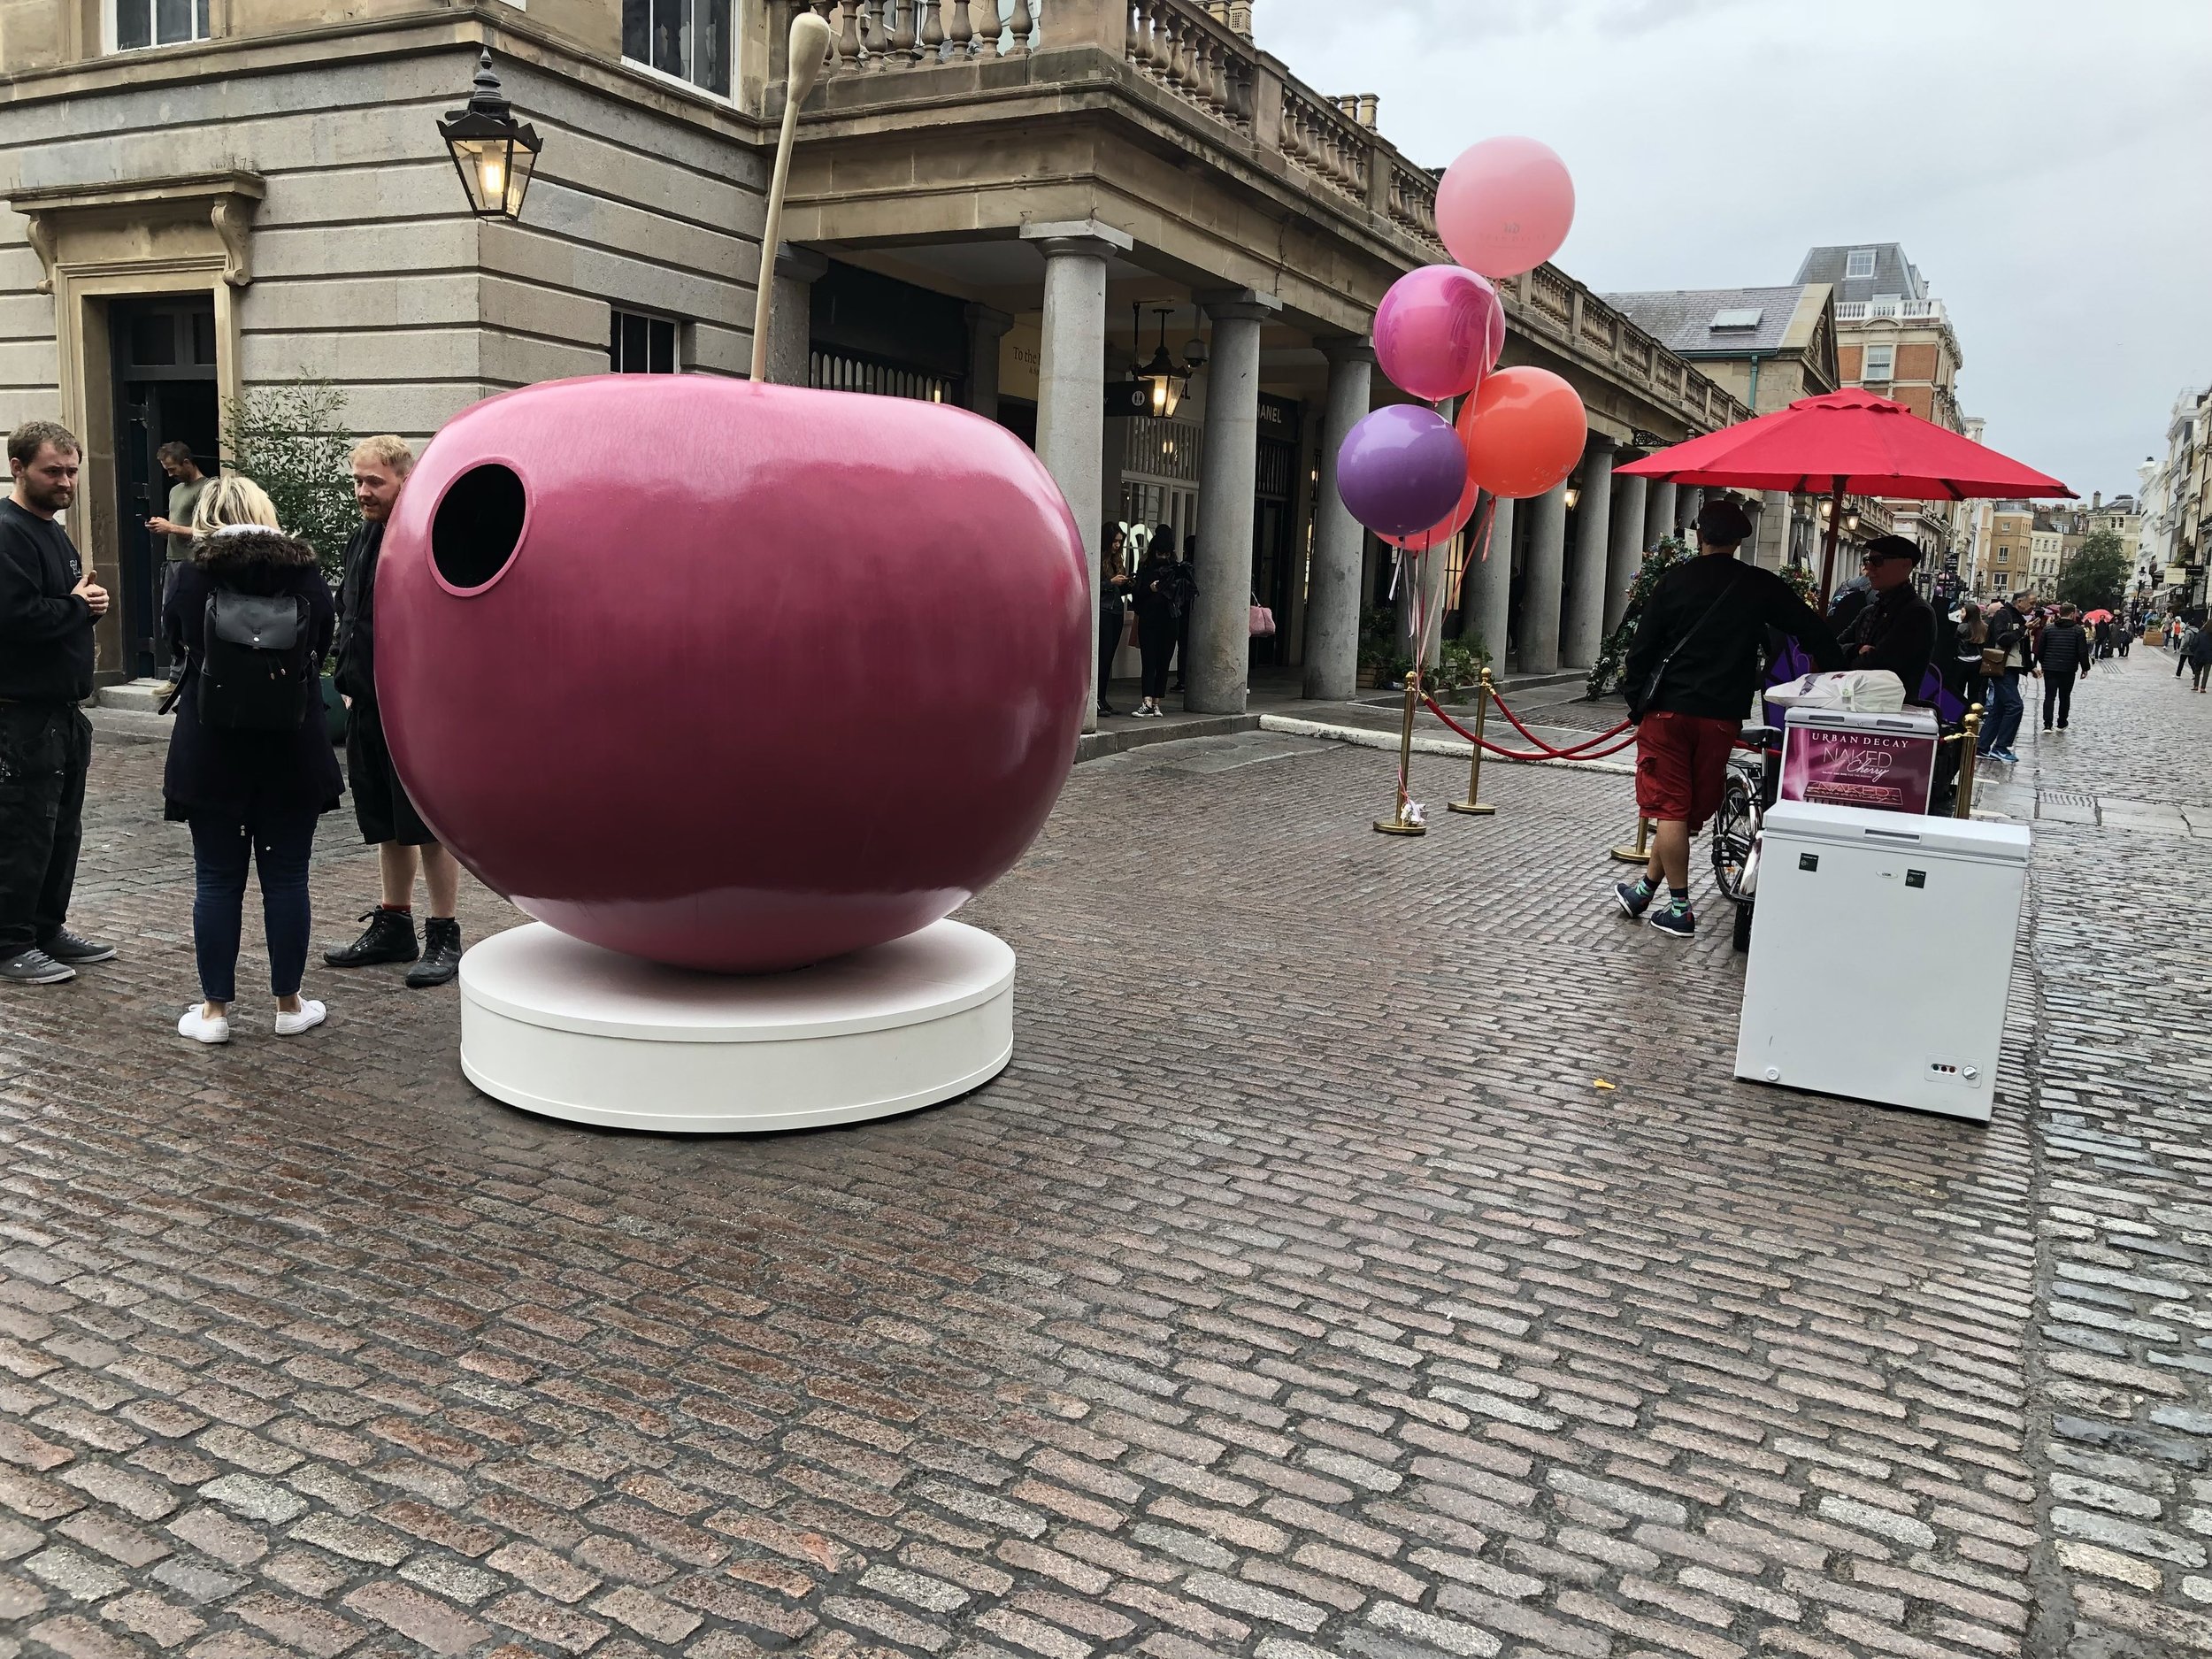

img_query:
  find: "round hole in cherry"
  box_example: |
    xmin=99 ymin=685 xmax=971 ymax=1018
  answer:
xmin=432 ymin=463 xmax=526 ymax=591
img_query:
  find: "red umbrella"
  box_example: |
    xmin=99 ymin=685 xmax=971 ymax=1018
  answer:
xmin=1617 ymin=388 xmax=2072 ymax=597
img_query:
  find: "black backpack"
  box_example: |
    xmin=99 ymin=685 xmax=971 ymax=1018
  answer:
xmin=197 ymin=588 xmax=313 ymax=732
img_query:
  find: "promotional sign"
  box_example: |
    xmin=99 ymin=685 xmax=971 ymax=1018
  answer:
xmin=1778 ymin=713 xmax=1938 ymax=814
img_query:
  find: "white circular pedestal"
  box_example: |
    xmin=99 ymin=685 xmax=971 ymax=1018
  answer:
xmin=457 ymin=920 xmax=1014 ymax=1133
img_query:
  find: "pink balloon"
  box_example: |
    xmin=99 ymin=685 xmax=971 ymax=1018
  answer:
xmin=1374 ymin=265 xmax=1505 ymax=403
xmin=1437 ymin=136 xmax=1576 ymax=280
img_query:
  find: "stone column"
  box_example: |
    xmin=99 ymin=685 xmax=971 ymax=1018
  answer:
xmin=1605 ymin=472 xmax=1648 ymax=635
xmin=1678 ymin=486 xmax=1701 ymax=534
xmin=767 ymin=245 xmax=827 ymax=386
xmin=1022 ymin=219 xmax=1133 ymax=731
xmin=964 ymin=303 xmax=1013 ymax=419
xmin=1645 ymin=480 xmax=1676 ymax=550
xmin=1304 ymin=336 xmax=1373 ymax=701
xmin=1520 ymin=481 xmax=1569 ymax=673
xmin=1190 ymin=288 xmax=1282 ymax=713
xmin=1761 ymin=489 xmax=1790 ymax=571
xmin=1464 ymin=493 xmax=1514 ymax=671
xmin=1563 ymin=434 xmax=1615 ymax=668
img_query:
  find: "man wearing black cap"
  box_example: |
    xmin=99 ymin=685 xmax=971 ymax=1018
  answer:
xmin=1833 ymin=535 xmax=1936 ymax=700
xmin=1615 ymin=496 xmax=1842 ymax=939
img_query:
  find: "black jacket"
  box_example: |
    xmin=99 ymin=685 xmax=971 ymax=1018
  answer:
xmin=162 ymin=530 xmax=343 ymax=822
xmin=331 ymin=518 xmax=383 ymax=705
xmin=1989 ymin=602 xmax=2032 ymax=671
xmin=2037 ymin=620 xmax=2092 ymax=678
xmin=0 ymin=499 xmax=94 ymax=703
xmin=1624 ymin=555 xmax=1843 ymax=720
xmin=1132 ymin=555 xmax=1187 ymax=633
xmin=2186 ymin=628 xmax=2212 ymax=669
xmin=1838 ymin=584 xmax=1936 ymax=701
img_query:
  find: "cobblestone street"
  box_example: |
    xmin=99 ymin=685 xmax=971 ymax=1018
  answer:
xmin=1 ymin=649 xmax=2208 ymax=1659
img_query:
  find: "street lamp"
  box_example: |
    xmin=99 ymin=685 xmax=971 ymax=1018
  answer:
xmin=1130 ymin=305 xmax=1197 ymax=419
xmin=439 ymin=50 xmax=541 ymax=220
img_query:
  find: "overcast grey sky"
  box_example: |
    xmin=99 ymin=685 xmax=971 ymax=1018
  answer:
xmin=1261 ymin=0 xmax=2212 ymax=499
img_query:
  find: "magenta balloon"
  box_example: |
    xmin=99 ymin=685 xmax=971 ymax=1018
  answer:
xmin=376 ymin=376 xmax=1090 ymax=972
xmin=1437 ymin=135 xmax=1576 ymax=280
xmin=1337 ymin=405 xmax=1469 ymax=537
xmin=1374 ymin=265 xmax=1504 ymax=403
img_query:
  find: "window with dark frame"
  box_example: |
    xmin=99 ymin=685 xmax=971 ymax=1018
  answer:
xmin=621 ymin=0 xmax=731 ymax=96
xmin=610 ymin=311 xmax=679 ymax=374
xmin=115 ymin=0 xmax=211 ymax=50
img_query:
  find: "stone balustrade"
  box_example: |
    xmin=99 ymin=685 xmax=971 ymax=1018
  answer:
xmin=793 ymin=0 xmax=1042 ymax=69
xmin=1125 ymin=0 xmax=1256 ymax=131
xmin=1278 ymin=78 xmax=1367 ymax=200
xmin=770 ymin=0 xmax=1748 ymax=439
xmin=1502 ymin=265 xmax=1754 ymax=434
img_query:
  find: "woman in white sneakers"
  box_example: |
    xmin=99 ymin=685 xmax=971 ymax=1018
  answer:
xmin=161 ymin=476 xmax=342 ymax=1043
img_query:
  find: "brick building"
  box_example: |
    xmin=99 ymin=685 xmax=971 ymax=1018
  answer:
xmin=1796 ymin=242 xmax=1970 ymax=572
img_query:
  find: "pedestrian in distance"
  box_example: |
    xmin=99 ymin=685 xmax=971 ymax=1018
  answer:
xmin=162 ymin=476 xmax=342 ymax=1044
xmin=1130 ymin=528 xmax=1185 ymax=718
xmin=2188 ymin=623 xmax=2212 ymax=693
xmin=2093 ymin=614 xmax=2114 ymax=660
xmin=324 ymin=435 xmax=467 ymax=987
xmin=1977 ymin=588 xmax=2033 ymax=764
xmin=2036 ymin=603 xmax=2091 ymax=732
xmin=0 ymin=420 xmax=114 ymax=985
xmin=143 ymin=440 xmax=210 ymax=683
xmin=2177 ymin=618 xmax=2197 ymax=680
xmin=1613 ymin=496 xmax=1843 ymax=940
xmin=1096 ymin=523 xmax=1133 ymax=718
xmin=1166 ymin=529 xmax=1198 ymax=695
xmin=1946 ymin=602 xmax=1990 ymax=713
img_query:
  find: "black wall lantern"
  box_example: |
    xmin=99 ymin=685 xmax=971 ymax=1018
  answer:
xmin=439 ymin=50 xmax=541 ymax=220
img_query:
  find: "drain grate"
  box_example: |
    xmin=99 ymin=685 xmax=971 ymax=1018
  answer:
xmin=2039 ymin=789 xmax=2096 ymax=808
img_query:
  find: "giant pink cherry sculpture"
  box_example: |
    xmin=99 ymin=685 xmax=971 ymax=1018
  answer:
xmin=374 ymin=375 xmax=1089 ymax=973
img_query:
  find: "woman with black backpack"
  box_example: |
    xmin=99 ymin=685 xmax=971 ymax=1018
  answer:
xmin=162 ymin=476 xmax=342 ymax=1044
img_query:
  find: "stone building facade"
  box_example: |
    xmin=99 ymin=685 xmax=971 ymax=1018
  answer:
xmin=1 ymin=0 xmax=1751 ymax=703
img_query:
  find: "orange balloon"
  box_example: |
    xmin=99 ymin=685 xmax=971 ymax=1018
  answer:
xmin=1459 ymin=366 xmax=1586 ymax=499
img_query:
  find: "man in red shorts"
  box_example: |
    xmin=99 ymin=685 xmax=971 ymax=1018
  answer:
xmin=1614 ymin=496 xmax=1841 ymax=938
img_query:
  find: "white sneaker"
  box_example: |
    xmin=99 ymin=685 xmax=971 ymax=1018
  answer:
xmin=178 ymin=1006 xmax=230 ymax=1044
xmin=274 ymin=1000 xmax=326 ymax=1037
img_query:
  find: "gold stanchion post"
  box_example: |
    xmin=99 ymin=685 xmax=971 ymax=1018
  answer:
xmin=1447 ymin=667 xmax=1496 ymax=816
xmin=1955 ymin=703 xmax=1982 ymax=820
xmin=1610 ymin=813 xmax=1650 ymax=864
xmin=1374 ymin=670 xmax=1427 ymax=836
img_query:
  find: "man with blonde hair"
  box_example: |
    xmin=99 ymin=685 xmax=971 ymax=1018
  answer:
xmin=324 ymin=434 xmax=465 ymax=987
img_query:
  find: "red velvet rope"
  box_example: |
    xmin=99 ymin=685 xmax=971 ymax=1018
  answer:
xmin=1487 ymin=692 xmax=1634 ymax=754
xmin=1420 ymin=695 xmax=1640 ymax=762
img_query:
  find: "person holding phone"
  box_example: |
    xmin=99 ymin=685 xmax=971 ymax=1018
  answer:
xmin=0 ymin=420 xmax=114 ymax=985
xmin=144 ymin=442 xmax=209 ymax=680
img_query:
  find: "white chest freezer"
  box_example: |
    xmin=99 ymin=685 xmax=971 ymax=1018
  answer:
xmin=1735 ymin=801 xmax=2030 ymax=1121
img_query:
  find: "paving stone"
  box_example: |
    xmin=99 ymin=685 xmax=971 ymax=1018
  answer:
xmin=0 ymin=659 xmax=2207 ymax=1658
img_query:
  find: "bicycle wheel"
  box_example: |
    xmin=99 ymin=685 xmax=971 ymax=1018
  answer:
xmin=1711 ymin=773 xmax=1755 ymax=901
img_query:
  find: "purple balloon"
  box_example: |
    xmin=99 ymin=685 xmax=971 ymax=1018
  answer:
xmin=1337 ymin=405 xmax=1469 ymax=537
xmin=1375 ymin=265 xmax=1504 ymax=403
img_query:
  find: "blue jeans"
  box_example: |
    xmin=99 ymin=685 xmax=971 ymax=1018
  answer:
xmin=1978 ymin=672 xmax=2024 ymax=755
xmin=189 ymin=810 xmax=319 ymax=1002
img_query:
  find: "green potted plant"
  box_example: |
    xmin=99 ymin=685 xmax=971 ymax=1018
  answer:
xmin=222 ymin=380 xmax=358 ymax=743
xmin=1356 ymin=606 xmax=1398 ymax=689
xmin=1431 ymin=636 xmax=1490 ymax=703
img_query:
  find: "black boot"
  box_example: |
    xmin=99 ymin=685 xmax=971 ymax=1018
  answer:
xmin=406 ymin=918 xmax=464 ymax=989
xmin=324 ymin=908 xmax=419 ymax=969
